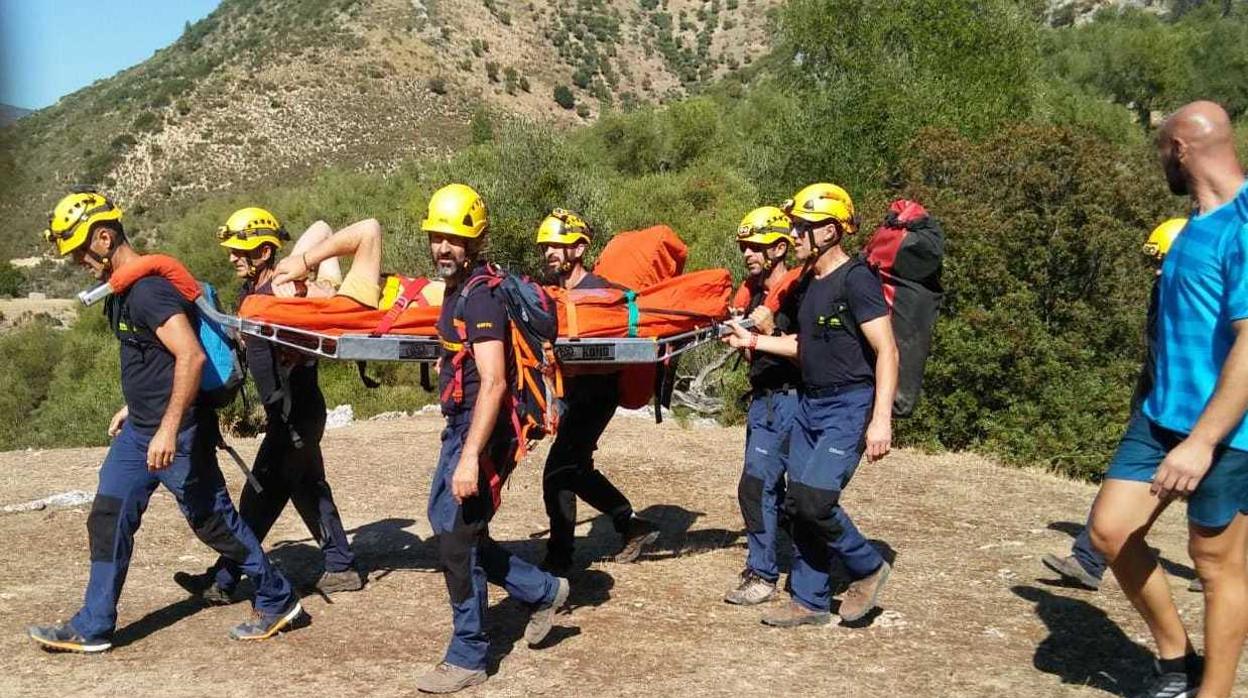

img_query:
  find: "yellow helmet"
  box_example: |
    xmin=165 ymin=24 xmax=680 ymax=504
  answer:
xmin=536 ymin=209 xmax=592 ymax=246
xmin=421 ymin=183 xmax=487 ymax=239
xmin=737 ymin=206 xmax=794 ymax=246
xmin=1142 ymin=217 xmax=1186 ymax=262
xmin=784 ymin=182 xmax=858 ymax=233
xmin=217 ymin=207 xmax=290 ymax=251
xmin=43 ymin=190 xmax=123 ymax=256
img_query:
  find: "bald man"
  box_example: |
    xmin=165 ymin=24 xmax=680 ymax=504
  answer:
xmin=1089 ymin=101 xmax=1248 ymax=698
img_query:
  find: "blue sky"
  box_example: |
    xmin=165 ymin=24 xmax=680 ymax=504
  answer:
xmin=0 ymin=0 xmax=221 ymax=110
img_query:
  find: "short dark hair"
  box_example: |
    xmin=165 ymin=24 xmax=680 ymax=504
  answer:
xmin=90 ymin=221 xmax=126 ymax=246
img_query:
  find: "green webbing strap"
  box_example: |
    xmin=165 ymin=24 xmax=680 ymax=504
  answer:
xmin=625 ymin=290 xmax=639 ymax=338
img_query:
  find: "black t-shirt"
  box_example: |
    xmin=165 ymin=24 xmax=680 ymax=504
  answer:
xmin=241 ymin=280 xmax=325 ymax=427
xmin=573 ymin=271 xmax=612 ymax=290
xmin=106 ymin=276 xmax=198 ymax=431
xmin=796 ymin=260 xmax=889 ymax=391
xmin=742 ymin=277 xmax=803 ymax=392
xmin=437 ymin=265 xmax=509 ymax=416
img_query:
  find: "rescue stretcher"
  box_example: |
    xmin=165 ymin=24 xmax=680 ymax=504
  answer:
xmin=194 ymin=299 xmax=742 ymax=365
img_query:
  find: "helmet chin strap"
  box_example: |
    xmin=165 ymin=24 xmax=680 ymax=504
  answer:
xmin=805 ymin=223 xmax=844 ymax=264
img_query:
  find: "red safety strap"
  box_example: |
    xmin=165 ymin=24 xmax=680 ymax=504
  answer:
xmin=371 ymin=276 xmax=432 ymax=337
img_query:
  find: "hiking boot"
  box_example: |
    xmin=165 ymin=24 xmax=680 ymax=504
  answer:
xmin=1129 ymin=656 xmax=1203 ymax=698
xmin=27 ymin=622 xmax=112 ymax=653
xmin=317 ymin=568 xmax=365 ymax=594
xmin=174 ymin=570 xmax=235 ymax=606
xmin=1188 ymin=577 xmax=1203 ymax=593
xmin=228 ymin=601 xmax=305 ymax=641
xmin=415 ymin=662 xmax=488 ymax=694
xmin=615 ymin=517 xmax=660 ymax=563
xmin=838 ymin=560 xmax=891 ymax=623
xmin=1041 ymin=553 xmax=1101 ymax=591
xmin=760 ymin=600 xmax=831 ymax=628
xmin=724 ymin=570 xmax=777 ymax=606
xmin=525 ymin=576 xmax=570 ymax=646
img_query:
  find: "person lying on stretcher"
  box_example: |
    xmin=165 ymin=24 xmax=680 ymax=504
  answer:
xmin=247 ymin=217 xmax=444 ymax=308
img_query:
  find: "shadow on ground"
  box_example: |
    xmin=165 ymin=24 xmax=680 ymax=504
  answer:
xmin=1013 ymin=584 xmax=1152 ymax=696
xmin=482 ymin=568 xmax=613 ymax=673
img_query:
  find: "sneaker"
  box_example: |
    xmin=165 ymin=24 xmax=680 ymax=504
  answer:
xmin=1041 ymin=553 xmax=1101 ymax=591
xmin=1129 ymin=657 xmax=1202 ymax=698
xmin=174 ymin=570 xmax=235 ymax=606
xmin=27 ymin=623 xmax=112 ymax=653
xmin=724 ymin=570 xmax=777 ymax=606
xmin=838 ymin=560 xmax=891 ymax=623
xmin=415 ymin=662 xmax=488 ymax=694
xmin=615 ymin=517 xmax=660 ymax=564
xmin=524 ymin=576 xmax=570 ymax=646
xmin=760 ymin=600 xmax=832 ymax=628
xmin=1188 ymin=577 xmax=1204 ymax=593
xmin=228 ymin=601 xmax=305 ymax=641
xmin=317 ymin=568 xmax=366 ymax=594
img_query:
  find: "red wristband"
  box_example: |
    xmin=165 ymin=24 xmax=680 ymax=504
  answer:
xmin=748 ymin=333 xmax=758 ymax=350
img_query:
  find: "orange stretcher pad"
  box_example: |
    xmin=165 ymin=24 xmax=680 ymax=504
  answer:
xmin=237 ymin=268 xmax=731 ymax=339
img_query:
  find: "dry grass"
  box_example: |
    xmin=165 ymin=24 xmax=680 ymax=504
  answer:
xmin=0 ymin=414 xmax=1241 ymax=696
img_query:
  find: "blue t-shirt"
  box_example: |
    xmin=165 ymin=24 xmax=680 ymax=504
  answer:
xmin=1143 ymin=182 xmax=1248 ymax=448
xmin=106 ymin=276 xmax=198 ymax=432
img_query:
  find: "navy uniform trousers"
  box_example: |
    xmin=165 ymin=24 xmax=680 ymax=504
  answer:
xmin=428 ymin=414 xmax=559 ymax=671
xmin=786 ymin=386 xmax=885 ymax=612
xmin=71 ymin=409 xmax=295 ymax=640
xmin=738 ymin=390 xmax=798 ymax=583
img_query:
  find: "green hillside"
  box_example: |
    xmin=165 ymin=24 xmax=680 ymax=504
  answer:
xmin=0 ymin=0 xmax=782 ymax=262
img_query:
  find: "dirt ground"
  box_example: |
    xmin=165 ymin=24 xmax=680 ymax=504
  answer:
xmin=0 ymin=413 xmax=1242 ymax=697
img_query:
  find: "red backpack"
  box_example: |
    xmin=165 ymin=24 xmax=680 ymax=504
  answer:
xmin=861 ymin=200 xmax=945 ymax=417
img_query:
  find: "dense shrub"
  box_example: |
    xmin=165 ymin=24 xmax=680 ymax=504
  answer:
xmin=553 ymin=85 xmax=576 ymax=109
xmin=892 ymin=124 xmax=1177 ymax=478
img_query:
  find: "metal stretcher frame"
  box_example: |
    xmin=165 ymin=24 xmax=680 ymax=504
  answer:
xmin=196 ymin=300 xmax=745 ymax=365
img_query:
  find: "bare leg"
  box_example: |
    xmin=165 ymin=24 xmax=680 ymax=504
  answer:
xmin=290 ymin=220 xmax=342 ymax=287
xmin=1089 ymin=479 xmax=1191 ymax=660
xmin=1191 ymin=513 xmax=1248 ymax=698
xmin=272 ymin=218 xmax=384 ymax=297
xmin=333 ymin=218 xmax=382 ymax=292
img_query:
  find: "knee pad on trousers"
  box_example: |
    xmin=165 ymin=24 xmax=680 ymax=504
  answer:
xmin=87 ymin=495 xmax=123 ymax=562
xmin=438 ymin=524 xmax=479 ymax=604
xmin=787 ymin=482 xmax=844 ymax=543
xmin=190 ymin=511 xmax=250 ymax=562
xmin=738 ymin=474 xmax=765 ymax=533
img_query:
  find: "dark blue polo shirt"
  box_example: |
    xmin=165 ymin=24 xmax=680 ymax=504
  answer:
xmin=437 ymin=265 xmax=508 ymax=416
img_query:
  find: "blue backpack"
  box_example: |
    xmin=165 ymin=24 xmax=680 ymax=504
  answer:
xmin=193 ymin=283 xmax=246 ymax=409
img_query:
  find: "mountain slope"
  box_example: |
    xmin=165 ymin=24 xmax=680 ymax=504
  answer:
xmin=0 ymin=0 xmax=780 ymax=259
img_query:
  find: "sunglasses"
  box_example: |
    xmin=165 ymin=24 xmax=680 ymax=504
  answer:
xmin=215 ymin=225 xmax=289 ymax=241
